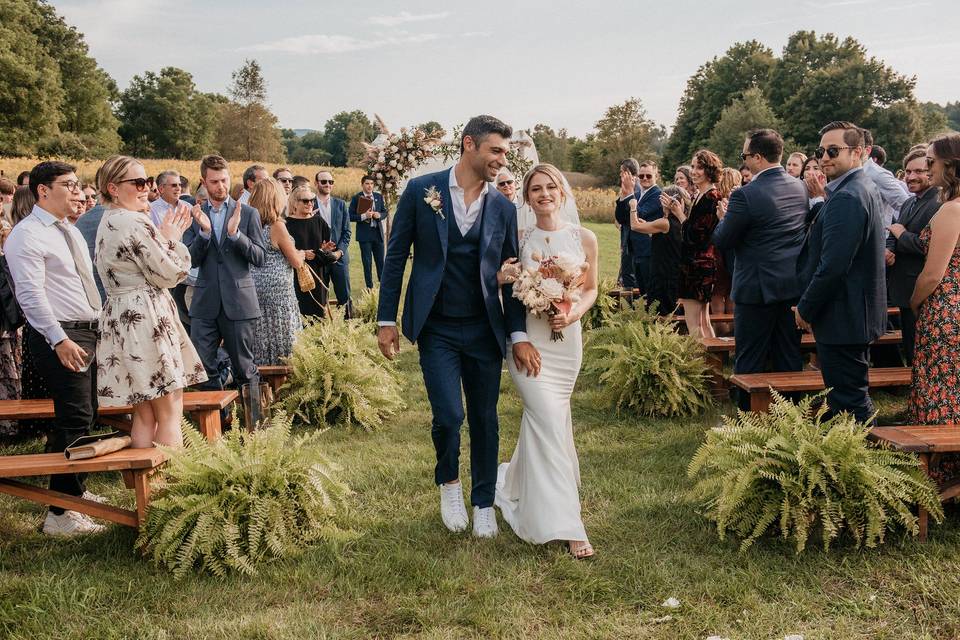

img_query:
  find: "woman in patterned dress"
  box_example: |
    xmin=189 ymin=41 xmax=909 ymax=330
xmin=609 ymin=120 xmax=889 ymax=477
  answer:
xmin=249 ymin=178 xmax=304 ymax=365
xmin=95 ymin=156 xmax=207 ymax=448
xmin=676 ymin=149 xmax=723 ymax=338
xmin=909 ymin=134 xmax=960 ymax=425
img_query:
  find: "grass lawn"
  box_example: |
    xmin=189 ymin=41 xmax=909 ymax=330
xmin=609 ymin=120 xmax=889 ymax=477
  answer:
xmin=3 ymin=222 xmax=959 ymax=640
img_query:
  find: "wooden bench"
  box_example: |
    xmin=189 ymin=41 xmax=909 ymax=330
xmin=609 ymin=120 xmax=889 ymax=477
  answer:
xmin=674 ymin=307 xmax=900 ymax=327
xmin=258 ymin=365 xmax=292 ymax=396
xmin=729 ymin=367 xmax=912 ymax=412
xmin=868 ymin=425 xmax=959 ymax=541
xmin=0 ymin=390 xmax=238 ymax=441
xmin=0 ymin=447 xmax=167 ymax=528
xmin=701 ymin=331 xmax=903 ymax=370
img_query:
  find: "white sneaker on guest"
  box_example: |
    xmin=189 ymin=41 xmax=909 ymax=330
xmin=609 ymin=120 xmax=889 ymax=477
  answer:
xmin=472 ymin=506 xmax=498 ymax=538
xmin=439 ymin=482 xmax=469 ymax=532
xmin=41 ymin=510 xmax=105 ymax=536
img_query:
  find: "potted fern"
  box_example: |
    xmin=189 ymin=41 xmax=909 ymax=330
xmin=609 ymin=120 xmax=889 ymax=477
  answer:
xmin=137 ymin=411 xmax=347 ymax=578
xmin=281 ymin=310 xmax=405 ymax=430
xmin=582 ymin=311 xmax=711 ymax=417
xmin=688 ymin=391 xmax=943 ymax=552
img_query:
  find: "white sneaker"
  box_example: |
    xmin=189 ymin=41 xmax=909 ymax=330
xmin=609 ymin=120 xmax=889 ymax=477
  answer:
xmin=472 ymin=506 xmax=498 ymax=538
xmin=439 ymin=482 xmax=469 ymax=532
xmin=81 ymin=491 xmax=107 ymax=504
xmin=42 ymin=511 xmax=105 ymax=536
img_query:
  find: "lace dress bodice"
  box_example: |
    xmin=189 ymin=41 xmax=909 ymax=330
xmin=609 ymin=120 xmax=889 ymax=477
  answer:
xmin=519 ymin=223 xmax=585 ymax=270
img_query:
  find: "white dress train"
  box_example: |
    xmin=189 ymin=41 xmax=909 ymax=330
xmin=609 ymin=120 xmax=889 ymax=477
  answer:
xmin=495 ymin=224 xmax=588 ymax=544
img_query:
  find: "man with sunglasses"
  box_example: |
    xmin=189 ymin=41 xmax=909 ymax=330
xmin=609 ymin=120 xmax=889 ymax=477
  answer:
xmin=5 ymin=161 xmax=104 ymax=536
xmin=713 ymin=129 xmax=808 ymax=410
xmin=272 ymin=167 xmax=294 ymax=195
xmin=314 ymin=171 xmax=352 ymax=316
xmin=796 ymin=121 xmax=887 ymax=425
xmin=149 ymin=170 xmax=187 ymax=227
xmin=625 ymin=161 xmax=663 ymax=302
xmin=349 ymin=174 xmax=386 ymax=289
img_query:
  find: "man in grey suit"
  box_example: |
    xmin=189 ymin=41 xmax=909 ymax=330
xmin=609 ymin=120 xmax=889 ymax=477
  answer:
xmin=885 ymin=147 xmax=941 ymax=365
xmin=713 ymin=129 xmax=809 ymax=410
xmin=797 ymin=122 xmax=887 ymax=424
xmin=314 ymin=170 xmax=352 ymax=317
xmin=184 ymin=154 xmax=266 ymax=393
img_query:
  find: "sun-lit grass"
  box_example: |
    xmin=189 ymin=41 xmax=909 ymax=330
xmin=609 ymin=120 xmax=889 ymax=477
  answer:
xmin=1 ymin=221 xmax=953 ymax=640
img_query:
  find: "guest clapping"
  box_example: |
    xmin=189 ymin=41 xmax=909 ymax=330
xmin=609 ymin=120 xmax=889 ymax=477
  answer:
xmin=94 ymin=155 xmax=206 ymax=448
xmin=249 ymin=178 xmax=303 ymax=366
xmin=287 ymin=185 xmax=336 ymax=318
xmin=632 ymin=185 xmax=684 ymax=315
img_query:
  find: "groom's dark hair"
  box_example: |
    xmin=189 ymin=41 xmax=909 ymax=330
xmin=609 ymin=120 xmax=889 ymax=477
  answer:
xmin=460 ymin=115 xmax=512 ymax=153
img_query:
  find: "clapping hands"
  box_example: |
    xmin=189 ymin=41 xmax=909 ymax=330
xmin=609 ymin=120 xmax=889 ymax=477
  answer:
xmin=191 ymin=203 xmax=211 ymax=234
xmin=159 ymin=203 xmax=193 ymax=242
xmin=226 ymin=199 xmax=242 ymax=236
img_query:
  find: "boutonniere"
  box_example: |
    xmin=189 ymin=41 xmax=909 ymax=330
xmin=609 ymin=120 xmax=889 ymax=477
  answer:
xmin=424 ymin=186 xmax=445 ymax=219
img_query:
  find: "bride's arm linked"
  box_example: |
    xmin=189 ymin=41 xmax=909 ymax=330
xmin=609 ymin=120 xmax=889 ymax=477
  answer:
xmin=549 ymin=228 xmax=599 ymax=332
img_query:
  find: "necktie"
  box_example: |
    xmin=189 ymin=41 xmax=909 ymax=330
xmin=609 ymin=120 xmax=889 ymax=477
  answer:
xmin=54 ymin=220 xmax=102 ymax=310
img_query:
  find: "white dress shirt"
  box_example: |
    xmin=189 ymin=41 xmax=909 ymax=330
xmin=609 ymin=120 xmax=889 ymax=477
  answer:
xmin=316 ymin=196 xmax=332 ymax=227
xmin=148 ymin=197 xmax=178 ymax=227
xmin=862 ymin=158 xmax=909 ymax=226
xmin=238 ymin=189 xmax=251 ymax=205
xmin=449 ymin=167 xmax=487 ymax=235
xmin=4 ymin=205 xmax=100 ymax=348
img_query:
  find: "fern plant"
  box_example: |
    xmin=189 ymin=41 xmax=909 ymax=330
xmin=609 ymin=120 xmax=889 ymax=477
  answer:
xmin=581 ymin=277 xmax=621 ymax=331
xmin=688 ymin=391 xmax=943 ymax=552
xmin=137 ymin=411 xmax=348 ymax=578
xmin=582 ymin=313 xmax=711 ymax=417
xmin=281 ymin=310 xmax=404 ymax=430
xmin=353 ymin=287 xmax=379 ymax=327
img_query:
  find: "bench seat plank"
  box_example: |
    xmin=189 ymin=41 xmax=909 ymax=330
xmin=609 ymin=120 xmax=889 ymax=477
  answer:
xmin=0 ymin=448 xmax=166 ymax=477
xmin=729 ymin=367 xmax=911 ymax=393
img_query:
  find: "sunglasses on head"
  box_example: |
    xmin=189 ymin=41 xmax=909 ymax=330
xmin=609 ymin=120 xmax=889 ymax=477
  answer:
xmin=814 ymin=146 xmax=854 ymax=160
xmin=317 ymin=179 xmax=334 ymax=185
xmin=638 ymin=173 xmax=654 ymax=179
xmin=118 ymin=178 xmax=150 ymax=191
xmin=497 ymin=180 xmax=514 ymax=187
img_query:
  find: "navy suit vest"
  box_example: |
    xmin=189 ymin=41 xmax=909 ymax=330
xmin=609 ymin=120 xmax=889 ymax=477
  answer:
xmin=432 ymin=216 xmax=485 ymax=318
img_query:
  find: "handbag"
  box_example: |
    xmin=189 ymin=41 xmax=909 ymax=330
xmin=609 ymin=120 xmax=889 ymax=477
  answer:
xmin=296 ymin=262 xmax=316 ymax=293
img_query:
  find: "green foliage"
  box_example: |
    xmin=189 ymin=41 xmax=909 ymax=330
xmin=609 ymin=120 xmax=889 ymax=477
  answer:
xmin=580 ymin=277 xmax=623 ymax=331
xmin=281 ymin=311 xmax=404 ymax=430
xmin=688 ymin=391 xmax=943 ymax=553
xmin=352 ymin=287 xmax=379 ymax=326
xmin=137 ymin=412 xmax=347 ymax=578
xmin=322 ymin=110 xmax=375 ymax=167
xmin=707 ymin=87 xmax=785 ymax=167
xmin=117 ymin=67 xmax=224 ymax=159
xmin=530 ymin=124 xmax=577 ymax=171
xmin=217 ymin=59 xmax=285 ymax=162
xmin=588 ymin=97 xmax=664 ymax=182
xmin=582 ymin=313 xmax=711 ymax=417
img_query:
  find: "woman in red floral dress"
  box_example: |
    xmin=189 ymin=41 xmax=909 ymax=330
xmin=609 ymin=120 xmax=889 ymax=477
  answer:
xmin=909 ymin=134 xmax=960 ymax=424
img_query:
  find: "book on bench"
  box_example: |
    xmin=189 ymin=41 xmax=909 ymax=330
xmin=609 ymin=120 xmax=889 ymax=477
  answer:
xmin=65 ymin=432 xmax=132 ymax=460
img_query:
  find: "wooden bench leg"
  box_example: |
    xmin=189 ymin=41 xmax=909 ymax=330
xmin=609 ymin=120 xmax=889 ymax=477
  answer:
xmin=750 ymin=389 xmax=772 ymax=413
xmin=134 ymin=470 xmax=152 ymax=527
xmin=192 ymin=409 xmax=222 ymax=441
xmin=919 ymin=453 xmax=930 ymax=542
xmin=0 ymin=478 xmax=138 ymax=527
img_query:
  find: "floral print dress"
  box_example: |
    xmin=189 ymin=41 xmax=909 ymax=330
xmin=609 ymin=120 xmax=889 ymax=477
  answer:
xmin=909 ymin=225 xmax=960 ymax=424
xmin=95 ymin=208 xmax=207 ymax=406
xmin=678 ymin=188 xmax=720 ymax=302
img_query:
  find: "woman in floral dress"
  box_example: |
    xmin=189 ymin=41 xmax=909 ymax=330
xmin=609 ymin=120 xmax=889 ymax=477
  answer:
xmin=95 ymin=156 xmax=207 ymax=448
xmin=909 ymin=135 xmax=960 ymax=425
xmin=249 ymin=178 xmax=304 ymax=365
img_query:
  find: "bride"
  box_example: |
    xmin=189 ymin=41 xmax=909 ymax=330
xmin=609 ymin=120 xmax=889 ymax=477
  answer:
xmin=494 ymin=163 xmax=599 ymax=559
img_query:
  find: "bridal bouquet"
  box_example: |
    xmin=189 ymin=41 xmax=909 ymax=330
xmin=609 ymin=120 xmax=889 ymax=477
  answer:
xmin=511 ymin=250 xmax=588 ymax=341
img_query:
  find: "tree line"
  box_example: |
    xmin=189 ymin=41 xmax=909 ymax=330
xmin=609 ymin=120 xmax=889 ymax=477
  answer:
xmin=2 ymin=2 xmax=957 ymax=177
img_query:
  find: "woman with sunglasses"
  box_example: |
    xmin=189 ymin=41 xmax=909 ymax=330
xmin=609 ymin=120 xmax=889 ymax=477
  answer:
xmin=94 ymin=155 xmax=206 ymax=448
xmin=909 ymin=134 xmax=960 ymax=426
xmin=286 ymin=185 xmax=337 ymax=318
xmin=249 ymin=178 xmax=303 ymax=365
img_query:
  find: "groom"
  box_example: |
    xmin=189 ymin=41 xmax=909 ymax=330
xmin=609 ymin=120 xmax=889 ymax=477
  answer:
xmin=377 ymin=115 xmax=539 ymax=537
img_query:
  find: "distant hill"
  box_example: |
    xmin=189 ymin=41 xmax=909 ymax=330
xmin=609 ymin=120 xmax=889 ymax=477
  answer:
xmin=291 ymin=129 xmax=317 ymax=138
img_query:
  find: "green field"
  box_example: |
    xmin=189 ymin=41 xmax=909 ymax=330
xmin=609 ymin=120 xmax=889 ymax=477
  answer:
xmin=3 ymin=223 xmax=956 ymax=640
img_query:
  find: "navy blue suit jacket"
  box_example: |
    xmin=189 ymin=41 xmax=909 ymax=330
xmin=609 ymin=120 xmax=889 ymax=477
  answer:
xmin=183 ymin=198 xmax=267 ymax=321
xmin=712 ymin=167 xmax=808 ymax=305
xmin=376 ymin=168 xmax=525 ymax=355
xmin=348 ymin=191 xmax=387 ymax=243
xmin=627 ymin=186 xmax=663 ymax=258
xmin=796 ymin=169 xmax=887 ymax=344
xmin=313 ymin=197 xmax=351 ymax=260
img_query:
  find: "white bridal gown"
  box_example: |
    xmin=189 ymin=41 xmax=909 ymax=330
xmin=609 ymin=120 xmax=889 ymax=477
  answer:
xmin=495 ymin=223 xmax=588 ymax=544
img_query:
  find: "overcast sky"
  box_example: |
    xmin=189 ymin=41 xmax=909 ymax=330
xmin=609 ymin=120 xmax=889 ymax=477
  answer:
xmin=54 ymin=0 xmax=959 ymax=137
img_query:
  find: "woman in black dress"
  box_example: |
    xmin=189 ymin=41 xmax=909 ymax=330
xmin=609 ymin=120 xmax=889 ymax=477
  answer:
xmin=630 ymin=185 xmax=686 ymax=316
xmin=675 ymin=149 xmax=723 ymax=338
xmin=285 ymin=185 xmax=336 ymax=318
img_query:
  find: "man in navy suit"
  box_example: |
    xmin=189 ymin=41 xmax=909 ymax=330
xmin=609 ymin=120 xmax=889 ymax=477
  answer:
xmin=184 ymin=154 xmax=266 ymax=394
xmin=376 ymin=115 xmax=535 ymax=538
xmin=713 ymin=129 xmax=808 ymax=410
xmin=796 ymin=122 xmax=887 ymax=424
xmin=314 ymin=171 xmax=352 ymax=316
xmin=626 ymin=161 xmax=663 ymax=300
xmin=614 ymin=159 xmax=640 ymax=289
xmin=349 ymin=174 xmax=387 ymax=289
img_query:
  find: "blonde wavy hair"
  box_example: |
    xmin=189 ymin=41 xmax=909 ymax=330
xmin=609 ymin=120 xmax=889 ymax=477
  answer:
xmin=522 ymin=163 xmax=567 ymax=207
xmin=249 ymin=177 xmax=286 ymax=225
xmin=288 ymin=185 xmax=317 ymax=215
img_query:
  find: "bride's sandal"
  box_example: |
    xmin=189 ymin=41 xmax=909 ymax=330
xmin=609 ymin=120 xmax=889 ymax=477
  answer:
xmin=568 ymin=540 xmax=595 ymax=560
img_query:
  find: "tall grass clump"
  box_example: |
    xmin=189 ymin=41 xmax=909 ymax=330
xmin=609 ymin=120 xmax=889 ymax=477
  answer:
xmin=281 ymin=310 xmax=404 ymax=430
xmin=137 ymin=412 xmax=347 ymax=578
xmin=688 ymin=391 xmax=943 ymax=552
